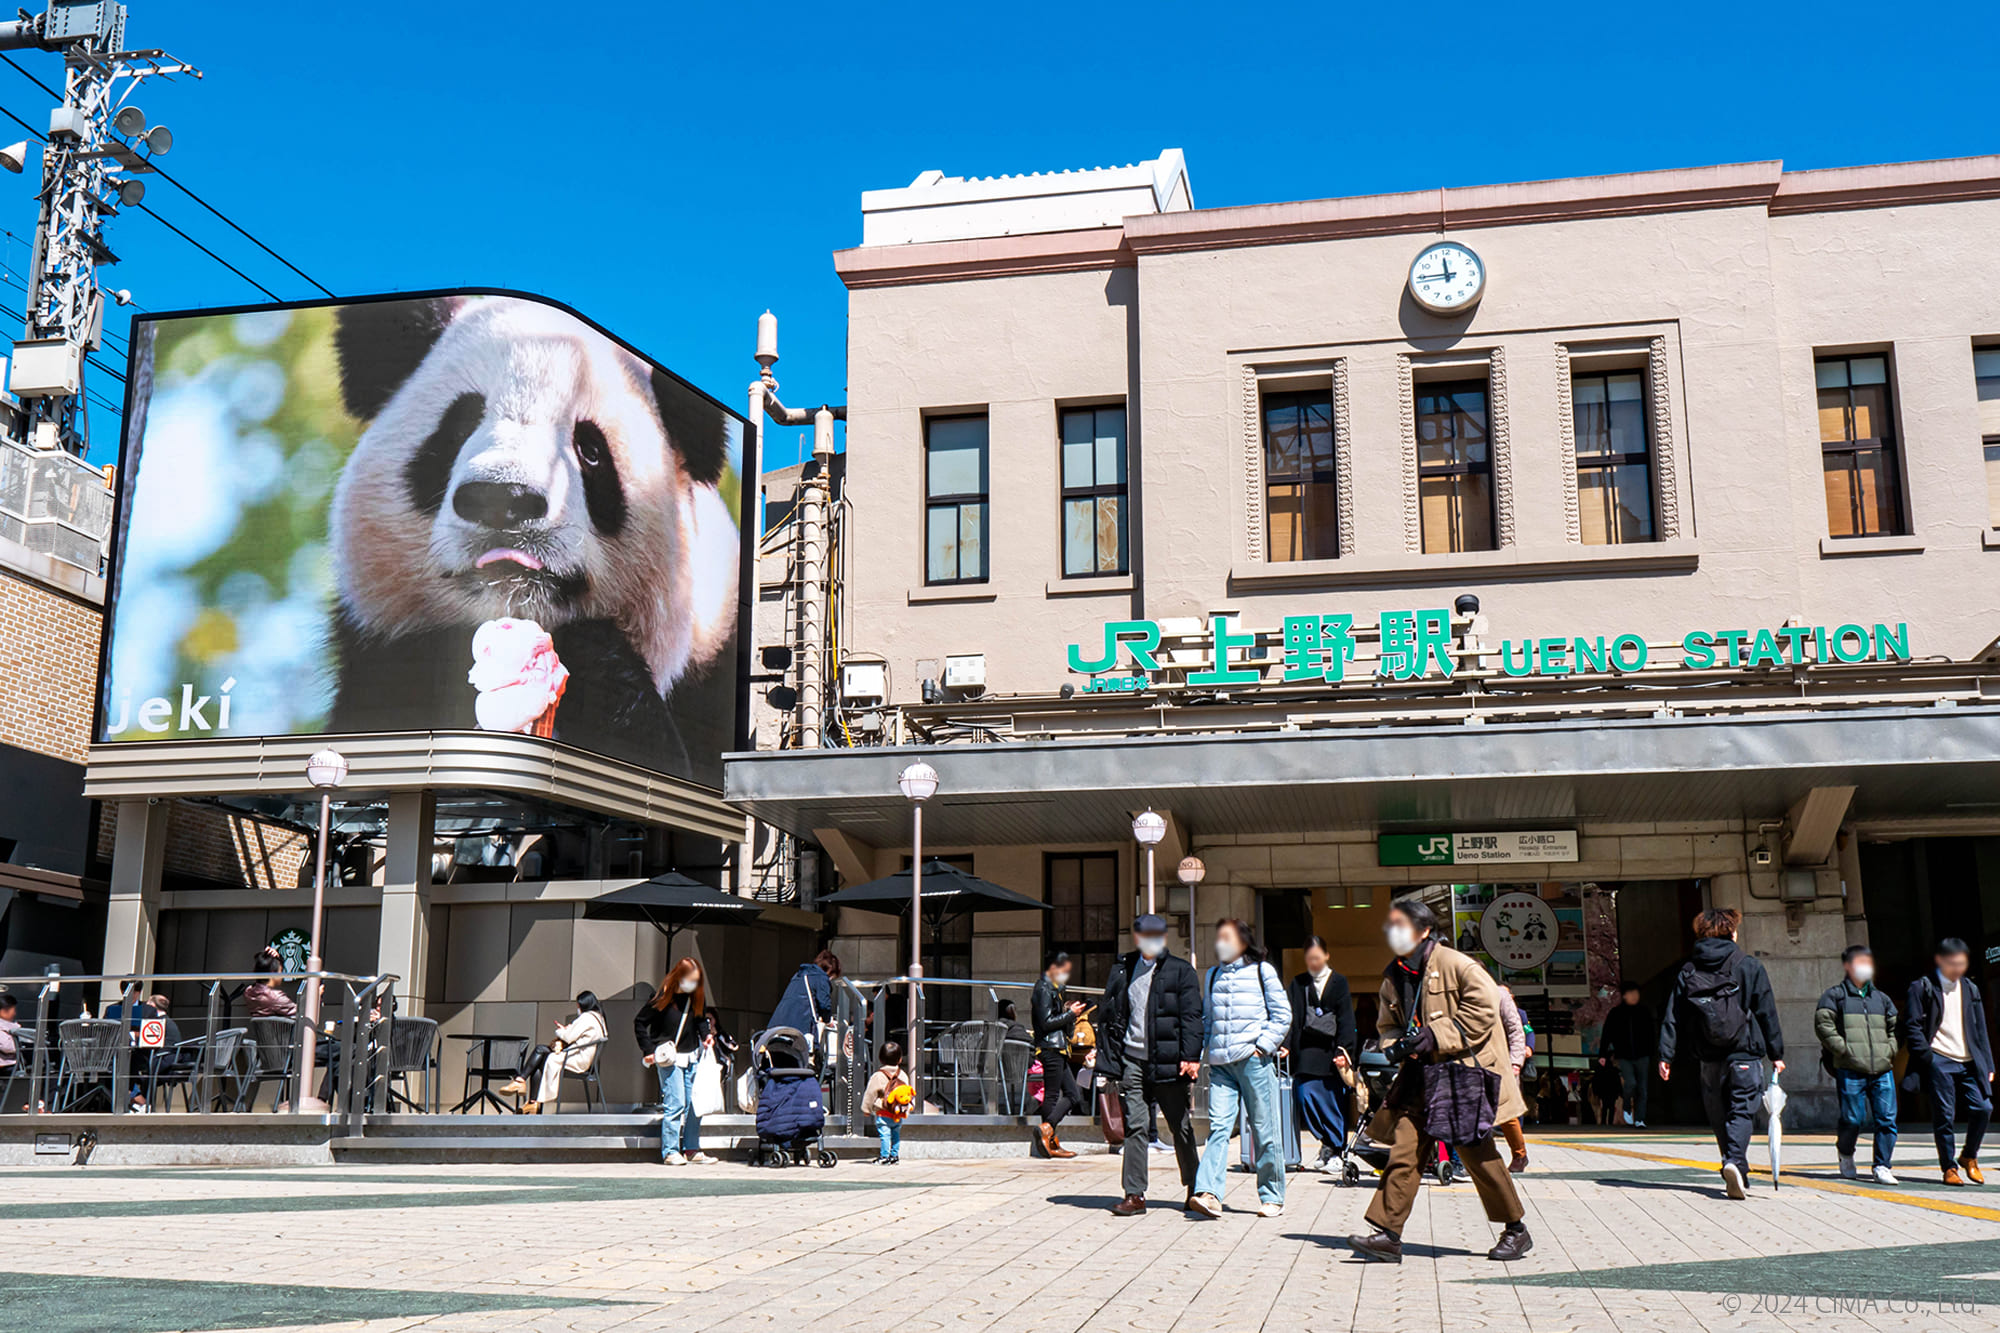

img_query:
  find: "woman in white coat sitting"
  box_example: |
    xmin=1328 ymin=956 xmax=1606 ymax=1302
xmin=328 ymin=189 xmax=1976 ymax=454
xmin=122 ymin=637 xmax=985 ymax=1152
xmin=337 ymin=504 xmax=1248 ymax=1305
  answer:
xmin=508 ymin=991 xmax=609 ymax=1114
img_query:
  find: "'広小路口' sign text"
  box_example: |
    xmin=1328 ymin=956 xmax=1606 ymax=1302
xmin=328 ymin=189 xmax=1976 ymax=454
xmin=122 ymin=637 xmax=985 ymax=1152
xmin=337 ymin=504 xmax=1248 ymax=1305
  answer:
xmin=1066 ymin=611 xmax=1910 ymax=693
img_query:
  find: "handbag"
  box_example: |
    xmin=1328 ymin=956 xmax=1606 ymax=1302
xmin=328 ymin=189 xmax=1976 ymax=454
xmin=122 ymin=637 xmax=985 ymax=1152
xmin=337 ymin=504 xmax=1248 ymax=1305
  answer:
xmin=690 ymin=1048 xmax=726 ymax=1118
xmin=1096 ymin=1080 xmax=1128 ymax=1146
xmin=1421 ymin=1057 xmax=1500 ymax=1145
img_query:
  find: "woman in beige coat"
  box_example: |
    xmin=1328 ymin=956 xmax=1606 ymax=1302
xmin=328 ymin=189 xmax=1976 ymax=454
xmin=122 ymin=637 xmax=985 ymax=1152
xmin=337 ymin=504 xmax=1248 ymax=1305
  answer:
xmin=509 ymin=991 xmax=609 ymax=1114
xmin=1348 ymin=899 xmax=1532 ymax=1265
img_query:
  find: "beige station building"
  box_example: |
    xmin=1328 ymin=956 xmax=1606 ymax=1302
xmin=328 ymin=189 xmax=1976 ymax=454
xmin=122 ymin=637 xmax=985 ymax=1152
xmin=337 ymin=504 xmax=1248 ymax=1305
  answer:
xmin=732 ymin=148 xmax=2000 ymax=1125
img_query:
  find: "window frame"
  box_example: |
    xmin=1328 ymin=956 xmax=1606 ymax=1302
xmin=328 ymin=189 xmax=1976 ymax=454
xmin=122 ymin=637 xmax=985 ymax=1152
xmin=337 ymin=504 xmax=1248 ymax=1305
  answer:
xmin=1414 ymin=375 xmax=1496 ymax=554
xmin=1057 ymin=404 xmax=1130 ymax=578
xmin=1260 ymin=385 xmax=1341 ymax=562
xmin=1815 ymin=353 xmax=1907 ymax=539
xmin=1569 ymin=365 xmax=1658 ymax=546
xmin=922 ymin=413 xmax=990 ymax=585
xmin=1976 ymin=345 xmax=2000 ymax=531
xmin=1044 ymin=850 xmax=1121 ymax=992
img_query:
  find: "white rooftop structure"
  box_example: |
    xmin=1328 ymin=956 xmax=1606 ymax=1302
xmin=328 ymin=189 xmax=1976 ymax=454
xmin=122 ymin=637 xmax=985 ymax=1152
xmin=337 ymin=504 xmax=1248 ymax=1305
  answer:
xmin=859 ymin=149 xmax=1192 ymax=247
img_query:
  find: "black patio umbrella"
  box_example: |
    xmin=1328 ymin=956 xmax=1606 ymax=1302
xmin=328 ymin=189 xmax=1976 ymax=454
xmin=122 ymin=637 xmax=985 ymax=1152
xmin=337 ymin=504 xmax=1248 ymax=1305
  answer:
xmin=582 ymin=871 xmax=766 ymax=950
xmin=821 ymin=859 xmax=1050 ymax=947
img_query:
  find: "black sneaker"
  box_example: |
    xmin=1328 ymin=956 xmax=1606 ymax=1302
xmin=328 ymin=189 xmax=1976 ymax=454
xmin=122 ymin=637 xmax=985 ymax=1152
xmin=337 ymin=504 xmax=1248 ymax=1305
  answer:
xmin=888 ymin=1154 xmax=899 ymax=1164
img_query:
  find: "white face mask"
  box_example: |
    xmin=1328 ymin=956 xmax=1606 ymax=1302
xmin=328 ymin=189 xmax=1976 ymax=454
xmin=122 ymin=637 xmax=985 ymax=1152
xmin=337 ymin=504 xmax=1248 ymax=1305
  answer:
xmin=1850 ymin=963 xmax=1874 ymax=985
xmin=1385 ymin=924 xmax=1419 ymax=957
xmin=1136 ymin=935 xmax=1167 ymax=959
xmin=1052 ymin=971 xmax=1071 ymax=989
xmin=678 ymin=979 xmax=698 ymax=994
xmin=1213 ymin=937 xmax=1241 ymax=964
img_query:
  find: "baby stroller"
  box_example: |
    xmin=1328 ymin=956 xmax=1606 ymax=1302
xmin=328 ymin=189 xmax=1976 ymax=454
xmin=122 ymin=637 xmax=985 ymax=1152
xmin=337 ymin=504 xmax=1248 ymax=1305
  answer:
xmin=1342 ymin=1047 xmax=1458 ymax=1186
xmin=746 ymin=1027 xmax=835 ymax=1169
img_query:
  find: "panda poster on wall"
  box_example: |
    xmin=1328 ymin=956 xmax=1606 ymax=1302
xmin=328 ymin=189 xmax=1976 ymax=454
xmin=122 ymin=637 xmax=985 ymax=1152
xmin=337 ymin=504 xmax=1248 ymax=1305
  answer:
xmin=97 ymin=291 xmax=751 ymax=789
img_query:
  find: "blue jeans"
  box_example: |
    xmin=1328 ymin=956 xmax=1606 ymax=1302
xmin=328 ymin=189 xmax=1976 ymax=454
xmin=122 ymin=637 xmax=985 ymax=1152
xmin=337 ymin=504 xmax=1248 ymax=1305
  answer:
xmin=658 ymin=1061 xmax=700 ymax=1159
xmin=1196 ymin=1053 xmax=1285 ymax=1205
xmin=875 ymin=1118 xmax=901 ymax=1159
xmin=1833 ymin=1069 xmax=1898 ymax=1165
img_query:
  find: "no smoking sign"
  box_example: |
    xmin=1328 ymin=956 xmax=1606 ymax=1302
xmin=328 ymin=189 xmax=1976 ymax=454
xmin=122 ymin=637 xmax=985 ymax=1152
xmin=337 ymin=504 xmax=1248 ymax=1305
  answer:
xmin=138 ymin=1017 xmax=166 ymax=1049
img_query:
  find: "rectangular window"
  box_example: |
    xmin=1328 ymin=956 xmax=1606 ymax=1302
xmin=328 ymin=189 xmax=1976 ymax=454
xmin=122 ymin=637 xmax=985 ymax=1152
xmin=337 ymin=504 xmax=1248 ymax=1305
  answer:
xmin=1262 ymin=388 xmax=1339 ymax=561
xmin=1816 ymin=354 xmax=1904 ymax=537
xmin=1059 ymin=405 xmax=1128 ymax=576
xmin=1046 ymin=852 xmax=1119 ymax=990
xmin=1572 ymin=369 xmax=1656 ymax=545
xmin=924 ymin=415 xmax=988 ymax=584
xmin=1415 ymin=378 xmax=1494 ymax=553
xmin=1977 ymin=347 xmax=2000 ymax=529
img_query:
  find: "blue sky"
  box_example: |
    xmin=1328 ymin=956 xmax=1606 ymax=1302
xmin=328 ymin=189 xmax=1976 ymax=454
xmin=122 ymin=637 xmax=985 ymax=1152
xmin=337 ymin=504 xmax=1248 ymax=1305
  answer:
xmin=5 ymin=2 xmax=1994 ymax=468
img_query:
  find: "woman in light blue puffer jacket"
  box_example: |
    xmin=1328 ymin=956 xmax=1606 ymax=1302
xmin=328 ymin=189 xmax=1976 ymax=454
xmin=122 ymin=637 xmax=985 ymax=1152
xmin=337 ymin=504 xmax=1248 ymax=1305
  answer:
xmin=1190 ymin=919 xmax=1293 ymax=1217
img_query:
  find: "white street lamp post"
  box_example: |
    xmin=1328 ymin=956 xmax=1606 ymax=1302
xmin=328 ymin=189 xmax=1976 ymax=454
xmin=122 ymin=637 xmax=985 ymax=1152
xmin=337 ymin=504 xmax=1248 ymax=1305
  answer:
xmin=1133 ymin=809 xmax=1166 ymax=916
xmin=1177 ymin=855 xmax=1206 ymax=966
xmin=297 ymin=749 xmax=348 ymax=1114
xmin=897 ymin=761 xmax=939 ymax=1109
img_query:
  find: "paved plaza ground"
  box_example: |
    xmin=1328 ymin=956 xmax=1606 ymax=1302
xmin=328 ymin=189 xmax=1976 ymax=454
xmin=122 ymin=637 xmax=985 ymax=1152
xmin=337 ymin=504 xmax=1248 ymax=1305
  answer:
xmin=4 ymin=1132 xmax=1999 ymax=1332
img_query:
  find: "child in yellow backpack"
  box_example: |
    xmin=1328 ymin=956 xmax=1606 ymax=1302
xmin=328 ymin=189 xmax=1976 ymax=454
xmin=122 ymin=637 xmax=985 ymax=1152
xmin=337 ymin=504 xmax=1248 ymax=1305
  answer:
xmin=862 ymin=1040 xmax=913 ymax=1164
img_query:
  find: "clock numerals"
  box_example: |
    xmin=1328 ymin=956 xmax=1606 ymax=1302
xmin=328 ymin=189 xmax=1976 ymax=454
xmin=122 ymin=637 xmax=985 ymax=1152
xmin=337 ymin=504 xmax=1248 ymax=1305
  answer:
xmin=1409 ymin=242 xmax=1484 ymax=315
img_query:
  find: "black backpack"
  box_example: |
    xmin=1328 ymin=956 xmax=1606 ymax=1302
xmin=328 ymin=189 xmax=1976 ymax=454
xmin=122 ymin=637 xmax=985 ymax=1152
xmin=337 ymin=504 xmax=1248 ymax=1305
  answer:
xmin=1680 ymin=956 xmax=1749 ymax=1051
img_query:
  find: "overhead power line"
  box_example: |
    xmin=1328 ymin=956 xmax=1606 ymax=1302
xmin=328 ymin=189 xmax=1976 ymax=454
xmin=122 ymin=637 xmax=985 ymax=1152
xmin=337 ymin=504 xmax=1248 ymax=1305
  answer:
xmin=0 ymin=54 xmax=333 ymax=301
xmin=135 ymin=202 xmax=284 ymax=302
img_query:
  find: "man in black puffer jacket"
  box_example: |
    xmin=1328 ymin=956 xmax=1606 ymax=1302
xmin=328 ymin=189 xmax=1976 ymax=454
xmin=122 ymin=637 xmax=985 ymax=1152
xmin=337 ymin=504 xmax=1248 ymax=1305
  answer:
xmin=1097 ymin=914 xmax=1203 ymax=1216
xmin=1658 ymin=907 xmax=1784 ymax=1200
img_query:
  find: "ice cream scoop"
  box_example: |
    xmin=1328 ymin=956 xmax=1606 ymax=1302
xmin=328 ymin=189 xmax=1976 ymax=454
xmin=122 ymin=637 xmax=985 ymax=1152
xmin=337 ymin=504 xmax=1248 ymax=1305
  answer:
xmin=468 ymin=617 xmax=570 ymax=736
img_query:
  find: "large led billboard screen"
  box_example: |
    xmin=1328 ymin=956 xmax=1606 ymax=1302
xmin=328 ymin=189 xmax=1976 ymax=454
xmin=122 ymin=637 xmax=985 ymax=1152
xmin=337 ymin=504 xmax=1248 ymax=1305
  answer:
xmin=98 ymin=291 xmax=751 ymax=789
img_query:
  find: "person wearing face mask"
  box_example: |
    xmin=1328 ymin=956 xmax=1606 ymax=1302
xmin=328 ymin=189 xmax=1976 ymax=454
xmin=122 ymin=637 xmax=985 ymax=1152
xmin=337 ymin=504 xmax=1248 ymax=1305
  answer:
xmin=1815 ymin=945 xmax=1900 ymax=1184
xmin=636 ymin=958 xmax=718 ymax=1166
xmin=1031 ymin=951 xmax=1087 ymax=1159
xmin=1097 ymin=914 xmax=1204 ymax=1215
xmin=1348 ymin=899 xmax=1532 ymax=1265
xmin=1283 ymin=935 xmax=1358 ymax=1173
xmin=1188 ymin=918 xmax=1292 ymax=1219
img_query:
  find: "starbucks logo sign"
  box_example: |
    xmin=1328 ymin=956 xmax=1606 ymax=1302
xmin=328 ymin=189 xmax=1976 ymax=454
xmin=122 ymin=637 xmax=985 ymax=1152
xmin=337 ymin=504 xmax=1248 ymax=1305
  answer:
xmin=269 ymin=928 xmax=311 ymax=974
xmin=1477 ymin=892 xmax=1558 ymax=971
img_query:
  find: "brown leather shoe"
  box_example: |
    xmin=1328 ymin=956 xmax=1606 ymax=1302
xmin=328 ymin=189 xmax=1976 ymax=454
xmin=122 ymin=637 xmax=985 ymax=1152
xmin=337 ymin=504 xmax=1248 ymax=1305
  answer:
xmin=1038 ymin=1124 xmax=1076 ymax=1159
xmin=1111 ymin=1193 xmax=1147 ymax=1216
xmin=1509 ymin=1153 xmax=1529 ymax=1174
xmin=1943 ymin=1166 xmax=1967 ymax=1186
xmin=1487 ymin=1227 xmax=1534 ymax=1262
xmin=1349 ymin=1229 xmax=1403 ymax=1264
xmin=1961 ymin=1157 xmax=1986 ymax=1185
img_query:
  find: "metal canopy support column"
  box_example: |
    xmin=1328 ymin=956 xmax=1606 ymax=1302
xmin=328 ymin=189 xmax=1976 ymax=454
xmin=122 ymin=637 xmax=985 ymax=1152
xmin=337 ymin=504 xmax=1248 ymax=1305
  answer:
xmin=378 ymin=790 xmax=436 ymax=1014
xmin=100 ymin=797 xmax=167 ymax=1005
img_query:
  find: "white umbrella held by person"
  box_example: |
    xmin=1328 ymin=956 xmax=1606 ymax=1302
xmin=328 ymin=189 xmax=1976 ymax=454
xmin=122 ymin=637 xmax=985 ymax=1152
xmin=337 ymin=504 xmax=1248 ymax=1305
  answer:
xmin=1763 ymin=1069 xmax=1788 ymax=1190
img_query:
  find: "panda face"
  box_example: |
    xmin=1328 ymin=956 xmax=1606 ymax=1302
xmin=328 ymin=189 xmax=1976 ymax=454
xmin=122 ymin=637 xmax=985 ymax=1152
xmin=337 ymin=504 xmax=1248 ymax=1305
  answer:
xmin=330 ymin=297 xmax=738 ymax=690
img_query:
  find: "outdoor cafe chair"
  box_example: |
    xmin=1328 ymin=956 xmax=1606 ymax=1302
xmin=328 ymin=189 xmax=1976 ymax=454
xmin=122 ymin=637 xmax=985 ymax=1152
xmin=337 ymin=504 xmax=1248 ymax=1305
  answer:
xmin=998 ymin=1034 xmax=1034 ymax=1115
xmin=555 ymin=1032 xmax=607 ymax=1112
xmin=54 ymin=1018 xmax=124 ymax=1112
xmin=148 ymin=1027 xmax=248 ymax=1112
xmin=385 ymin=1016 xmax=440 ymax=1113
xmin=241 ymin=1017 xmax=300 ymax=1111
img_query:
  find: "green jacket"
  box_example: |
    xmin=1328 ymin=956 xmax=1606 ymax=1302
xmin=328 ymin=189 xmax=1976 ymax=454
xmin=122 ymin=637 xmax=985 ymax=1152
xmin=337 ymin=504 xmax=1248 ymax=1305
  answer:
xmin=1814 ymin=979 xmax=1899 ymax=1076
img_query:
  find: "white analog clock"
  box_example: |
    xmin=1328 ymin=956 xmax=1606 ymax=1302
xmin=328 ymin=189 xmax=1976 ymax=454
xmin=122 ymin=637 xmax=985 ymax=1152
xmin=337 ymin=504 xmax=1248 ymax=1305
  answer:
xmin=1407 ymin=241 xmax=1485 ymax=315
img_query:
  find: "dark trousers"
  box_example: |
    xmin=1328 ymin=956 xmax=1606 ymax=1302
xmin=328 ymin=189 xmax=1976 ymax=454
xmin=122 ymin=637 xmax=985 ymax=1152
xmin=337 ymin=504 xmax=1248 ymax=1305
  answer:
xmin=1699 ymin=1057 xmax=1762 ymax=1172
xmin=1615 ymin=1058 xmax=1649 ymax=1122
xmin=522 ymin=1044 xmax=555 ymax=1087
xmin=1118 ymin=1063 xmax=1196 ymax=1198
xmin=1922 ymin=1054 xmax=1993 ymax=1168
xmin=1362 ymin=1103 xmax=1522 ymax=1235
xmin=1040 ymin=1051 xmax=1081 ymax=1128
xmin=1833 ymin=1069 xmax=1898 ymax=1165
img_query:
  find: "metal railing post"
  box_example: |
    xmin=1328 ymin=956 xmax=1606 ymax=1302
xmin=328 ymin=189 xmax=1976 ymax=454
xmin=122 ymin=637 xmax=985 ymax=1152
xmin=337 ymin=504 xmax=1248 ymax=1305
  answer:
xmin=111 ymin=980 xmax=137 ymax=1115
xmin=197 ymin=981 xmax=221 ymax=1115
xmin=27 ymin=980 xmax=52 ymax=1116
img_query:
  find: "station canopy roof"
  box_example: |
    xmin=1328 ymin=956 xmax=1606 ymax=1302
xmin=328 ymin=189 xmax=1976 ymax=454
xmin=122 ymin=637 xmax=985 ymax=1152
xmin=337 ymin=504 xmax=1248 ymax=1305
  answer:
xmin=724 ymin=705 xmax=2000 ymax=847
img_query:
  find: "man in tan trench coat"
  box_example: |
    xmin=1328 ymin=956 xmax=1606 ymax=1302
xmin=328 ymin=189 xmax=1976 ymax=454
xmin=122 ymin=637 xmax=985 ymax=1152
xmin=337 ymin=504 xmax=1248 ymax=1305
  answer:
xmin=1348 ymin=898 xmax=1533 ymax=1264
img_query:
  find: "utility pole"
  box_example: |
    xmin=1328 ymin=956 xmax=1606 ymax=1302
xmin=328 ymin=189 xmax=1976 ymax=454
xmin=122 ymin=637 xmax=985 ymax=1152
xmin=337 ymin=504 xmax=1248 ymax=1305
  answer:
xmin=0 ymin=3 xmax=197 ymax=456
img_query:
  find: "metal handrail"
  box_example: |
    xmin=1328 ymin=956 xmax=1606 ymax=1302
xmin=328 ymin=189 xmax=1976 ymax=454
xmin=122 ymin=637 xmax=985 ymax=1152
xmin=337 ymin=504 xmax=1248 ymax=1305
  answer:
xmin=4 ymin=971 xmax=395 ymax=1122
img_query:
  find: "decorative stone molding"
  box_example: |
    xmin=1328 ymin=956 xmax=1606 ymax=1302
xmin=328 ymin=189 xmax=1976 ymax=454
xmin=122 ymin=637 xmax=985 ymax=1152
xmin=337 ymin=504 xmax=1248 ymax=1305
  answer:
xmin=1396 ymin=354 xmax=1419 ymax=552
xmin=1489 ymin=347 xmax=1515 ymax=548
xmin=1242 ymin=364 xmax=1264 ymax=561
xmin=1555 ymin=344 xmax=1581 ymax=544
xmin=1649 ymin=335 xmax=1681 ymax=539
xmin=1332 ymin=358 xmax=1354 ymax=556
